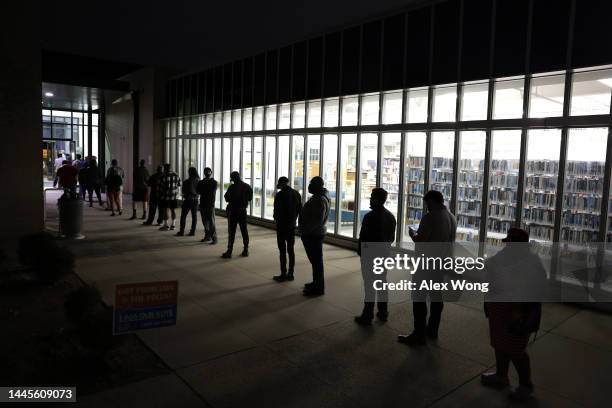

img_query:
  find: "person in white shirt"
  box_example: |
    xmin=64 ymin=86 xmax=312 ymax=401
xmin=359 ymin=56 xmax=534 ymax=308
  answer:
xmin=398 ymin=190 xmax=457 ymax=346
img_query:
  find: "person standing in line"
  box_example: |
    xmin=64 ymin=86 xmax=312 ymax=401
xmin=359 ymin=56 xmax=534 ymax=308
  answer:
xmin=177 ymin=167 xmax=200 ymax=236
xmin=354 ymin=188 xmax=397 ymax=325
xmin=299 ymin=177 xmax=330 ymax=297
xmin=398 ymin=190 xmax=457 ymax=346
xmin=221 ymin=171 xmax=253 ymax=258
xmin=131 ymin=159 xmax=150 ymax=220
xmin=105 ymin=159 xmax=125 ymax=216
xmin=142 ymin=165 xmax=164 ymax=226
xmin=56 ymin=160 xmax=79 ymax=194
xmin=80 ymin=158 xmax=104 ymax=207
xmin=53 ymin=152 xmax=64 ymax=187
xmin=272 ymin=177 xmax=302 ymax=282
xmin=72 ymin=154 xmax=86 ymax=199
xmin=196 ymin=167 xmax=218 ymax=244
xmin=158 ymin=163 xmax=181 ymax=231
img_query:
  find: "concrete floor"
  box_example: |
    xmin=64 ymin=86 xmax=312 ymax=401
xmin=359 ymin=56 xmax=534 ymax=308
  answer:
xmin=53 ymin=198 xmax=612 ymax=408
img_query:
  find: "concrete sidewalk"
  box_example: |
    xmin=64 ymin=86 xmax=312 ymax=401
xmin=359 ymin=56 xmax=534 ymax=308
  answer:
xmin=61 ymin=200 xmax=612 ymax=408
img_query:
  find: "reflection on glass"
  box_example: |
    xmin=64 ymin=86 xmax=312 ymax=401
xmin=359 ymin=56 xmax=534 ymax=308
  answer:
xmin=487 ymin=130 xmax=521 ymax=244
xmin=529 ymin=74 xmax=565 ymax=118
xmin=254 ymin=107 xmax=264 ymax=131
xmin=430 ymin=132 xmax=455 ymax=208
xmin=242 ymin=137 xmax=252 ymax=214
xmin=205 ymin=113 xmax=213 ymax=134
xmin=361 ymin=94 xmax=380 ymax=125
xmin=457 ymin=131 xmax=486 ymax=244
xmin=291 ymin=135 xmax=304 ymax=197
xmin=522 ymin=129 xmax=562 ymax=242
xmin=339 ymin=134 xmax=357 ymax=237
xmin=307 ymin=100 xmax=321 ymax=128
xmin=223 ymin=112 xmax=231 ymax=133
xmin=403 ymin=132 xmax=427 ymax=242
xmin=382 ymin=91 xmax=403 ymax=124
xmin=214 ymin=113 xmax=222 ymax=133
xmin=213 ymin=138 xmax=222 ymax=208
xmin=279 ymin=104 xmax=291 ymax=129
xmin=243 ymin=108 xmax=252 ymax=132
xmin=432 ymin=85 xmax=457 ymax=122
xmin=292 ymin=103 xmax=305 ymax=129
xmin=232 ymin=110 xmax=242 ymax=132
xmin=570 ymin=69 xmax=612 ymax=116
xmin=324 ymin=98 xmax=339 ymax=127
xmin=322 ymin=134 xmax=338 ymax=232
xmin=406 ymin=88 xmax=429 ymax=123
xmin=493 ymin=77 xmax=524 ymax=119
xmin=253 ymin=137 xmax=263 ymax=217
xmin=264 ymin=136 xmax=276 ymax=220
xmin=266 ymin=106 xmax=277 ymax=130
xmin=341 ymin=96 xmax=358 ymax=126
xmin=277 ymin=136 xmax=290 ymax=180
xmin=561 ymin=128 xmax=607 ymax=245
xmin=461 ymin=82 xmax=489 ymax=121
xmin=382 ymin=133 xmax=401 ymax=222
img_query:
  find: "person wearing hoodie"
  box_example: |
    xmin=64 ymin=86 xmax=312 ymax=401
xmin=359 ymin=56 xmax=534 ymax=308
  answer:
xmin=272 ymin=176 xmax=302 ymax=282
xmin=177 ymin=167 xmax=200 ymax=236
xmin=80 ymin=158 xmax=104 ymax=207
xmin=299 ymin=176 xmax=330 ymax=296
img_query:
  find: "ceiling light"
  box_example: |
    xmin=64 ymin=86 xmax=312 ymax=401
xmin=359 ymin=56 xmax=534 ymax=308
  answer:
xmin=45 ymin=92 xmax=54 ymax=97
xmin=597 ymin=78 xmax=612 ymax=88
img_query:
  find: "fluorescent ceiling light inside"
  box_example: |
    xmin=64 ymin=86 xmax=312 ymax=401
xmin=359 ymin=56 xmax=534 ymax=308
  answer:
xmin=44 ymin=92 xmax=54 ymax=97
xmin=597 ymin=78 xmax=612 ymax=88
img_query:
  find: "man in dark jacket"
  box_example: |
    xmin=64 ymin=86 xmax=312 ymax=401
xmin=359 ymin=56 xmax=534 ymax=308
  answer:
xmin=197 ymin=167 xmax=218 ymax=244
xmin=142 ymin=165 xmax=163 ymax=226
xmin=221 ymin=171 xmax=253 ymax=259
xmin=131 ymin=159 xmax=150 ymax=220
xmin=80 ymin=158 xmax=104 ymax=207
xmin=177 ymin=167 xmax=200 ymax=236
xmin=354 ymin=188 xmax=397 ymax=325
xmin=272 ymin=177 xmax=302 ymax=282
xmin=299 ymin=176 xmax=330 ymax=296
xmin=158 ymin=163 xmax=181 ymax=231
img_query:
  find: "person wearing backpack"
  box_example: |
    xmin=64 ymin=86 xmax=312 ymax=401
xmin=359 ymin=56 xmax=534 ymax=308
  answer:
xmin=105 ymin=159 xmax=125 ymax=216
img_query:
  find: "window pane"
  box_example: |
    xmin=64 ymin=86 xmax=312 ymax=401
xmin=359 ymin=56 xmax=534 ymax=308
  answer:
xmin=529 ymin=73 xmax=565 ymax=118
xmin=493 ymin=77 xmax=525 ymax=119
xmin=254 ymin=107 xmax=264 ymax=131
xmin=403 ymin=132 xmax=427 ymax=242
xmin=461 ymin=82 xmax=489 ymax=121
xmin=243 ymin=108 xmax=253 ymax=132
xmin=561 ymin=128 xmax=608 ymax=245
xmin=43 ymin=124 xmax=51 ymax=139
xmin=322 ymin=134 xmax=338 ymax=232
xmin=382 ymin=91 xmax=403 ymax=124
xmin=190 ymin=139 xmax=198 ymax=175
xmin=253 ymin=137 xmax=263 ymax=217
xmin=339 ymin=134 xmax=357 ymax=237
xmin=382 ymin=133 xmax=401 ymax=222
xmin=570 ymin=69 xmax=612 ymax=116
xmin=223 ymin=112 xmax=232 ymax=133
xmin=522 ymin=129 xmax=562 ymax=242
xmin=279 ymin=104 xmax=291 ymax=129
xmin=307 ymin=134 xmax=320 ymax=179
xmin=361 ymin=94 xmax=380 ymax=125
xmin=431 ymin=131 xmax=455 ymax=208
xmin=292 ymin=102 xmax=305 ymax=128
xmin=278 ymin=135 xmax=290 ymax=179
xmin=232 ymin=110 xmax=242 ymax=132
xmin=265 ymin=105 xmax=277 ymax=130
xmin=324 ymin=98 xmax=339 ymax=127
xmin=92 ymin=113 xmax=99 ymax=126
xmin=264 ymin=136 xmax=276 ymax=219
xmin=457 ymin=131 xmax=486 ymax=247
xmin=92 ymin=126 xmax=99 ymax=158
xmin=341 ymin=96 xmax=358 ymax=126
xmin=291 ymin=135 xmax=305 ymax=197
xmin=360 ymin=133 xmax=379 ymax=223
xmin=205 ymin=114 xmax=213 ymax=133
xmin=72 ymin=112 xmax=83 ymax=126
xmin=53 ymin=124 xmax=71 ymax=139
xmin=205 ymin=138 xmax=213 ymax=170
xmin=213 ymin=138 xmax=222 ymax=208
xmin=432 ymin=85 xmax=457 ymax=122
xmin=307 ymin=100 xmax=321 ymax=128
xmin=197 ymin=139 xmax=205 ymax=176
xmin=406 ymin=88 xmax=429 ymax=123
xmin=214 ymin=113 xmax=222 ymax=133
xmin=232 ymin=137 xmax=241 ymax=173
xmin=242 ymin=138 xmax=253 ymax=212
xmin=487 ymin=130 xmax=521 ymax=243
xmin=222 ymin=138 xmax=231 ymax=200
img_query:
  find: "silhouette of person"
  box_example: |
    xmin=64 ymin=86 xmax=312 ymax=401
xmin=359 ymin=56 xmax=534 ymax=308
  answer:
xmin=80 ymin=158 xmax=104 ymax=207
xmin=481 ymin=227 xmax=544 ymax=402
xmin=177 ymin=167 xmax=200 ymax=236
xmin=197 ymin=167 xmax=218 ymax=244
xmin=142 ymin=165 xmax=164 ymax=226
xmin=398 ymin=190 xmax=457 ymax=346
xmin=158 ymin=163 xmax=181 ymax=231
xmin=355 ymin=188 xmax=397 ymax=325
xmin=222 ymin=171 xmax=253 ymax=258
xmin=299 ymin=177 xmax=330 ymax=296
xmin=272 ymin=176 xmax=302 ymax=282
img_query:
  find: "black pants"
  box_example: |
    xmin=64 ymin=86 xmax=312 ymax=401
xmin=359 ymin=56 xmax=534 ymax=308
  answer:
xmin=495 ymin=350 xmax=532 ymax=387
xmin=301 ymin=235 xmax=325 ymax=290
xmin=80 ymin=184 xmax=87 ymax=200
xmin=86 ymin=185 xmax=102 ymax=205
xmin=200 ymin=205 xmax=217 ymax=241
xmin=413 ymin=301 xmax=444 ymax=335
xmin=146 ymin=198 xmax=163 ymax=224
xmin=227 ymin=208 xmax=249 ymax=252
xmin=179 ymin=198 xmax=198 ymax=233
xmin=276 ymin=226 xmax=296 ymax=274
xmin=361 ymin=261 xmax=388 ymax=318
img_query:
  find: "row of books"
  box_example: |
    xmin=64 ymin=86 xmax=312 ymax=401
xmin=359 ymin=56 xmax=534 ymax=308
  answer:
xmin=566 ymin=161 xmax=605 ymax=177
xmin=563 ymin=195 xmax=603 ymax=211
xmin=457 ymin=186 xmax=482 ymax=200
xmin=489 ymin=188 xmax=518 ymax=203
xmin=525 ymin=176 xmax=558 ymax=191
xmin=524 ymin=191 xmax=556 ymax=207
xmin=488 ymin=203 xmax=517 ymax=219
xmin=561 ymin=228 xmax=599 ymax=245
xmin=487 ymin=218 xmax=514 ymax=234
xmin=563 ymin=178 xmax=604 ymax=194
xmin=561 ymin=212 xmax=600 ymax=230
xmin=457 ymin=215 xmax=481 ymax=228
xmin=523 ymin=208 xmax=555 ymax=224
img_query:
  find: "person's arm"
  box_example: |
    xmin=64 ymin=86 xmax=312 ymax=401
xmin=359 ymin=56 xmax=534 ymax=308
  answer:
xmin=224 ymin=185 xmax=230 ymax=203
xmin=410 ymin=214 xmax=431 ymax=242
xmin=273 ymin=192 xmax=280 ymax=221
xmin=388 ymin=214 xmax=397 ymax=243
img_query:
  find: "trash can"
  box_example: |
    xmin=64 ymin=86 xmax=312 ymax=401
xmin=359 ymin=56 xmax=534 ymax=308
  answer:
xmin=58 ymin=192 xmax=85 ymax=239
